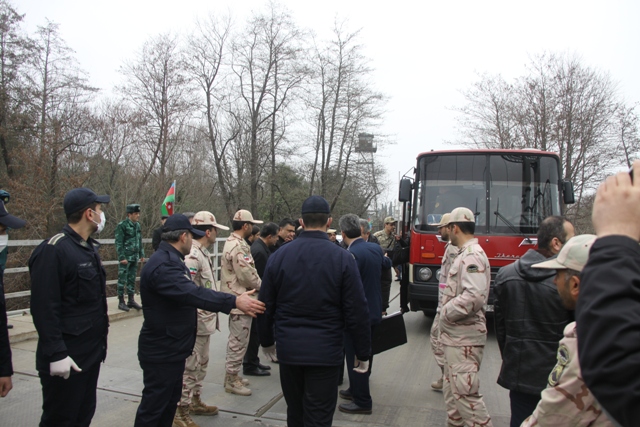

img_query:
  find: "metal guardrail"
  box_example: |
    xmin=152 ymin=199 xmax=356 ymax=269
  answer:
xmin=5 ymin=237 xmax=227 ymax=315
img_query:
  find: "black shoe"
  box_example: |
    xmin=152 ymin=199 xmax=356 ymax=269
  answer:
xmin=118 ymin=297 xmax=130 ymax=312
xmin=7 ymin=324 xmax=13 ymax=329
xmin=127 ymin=296 xmax=142 ymax=310
xmin=258 ymin=363 xmax=271 ymax=371
xmin=243 ymin=367 xmax=271 ymax=376
xmin=338 ymin=402 xmax=372 ymax=414
xmin=339 ymin=389 xmax=353 ymax=401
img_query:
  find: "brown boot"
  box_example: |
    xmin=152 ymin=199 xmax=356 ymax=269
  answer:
xmin=172 ymin=405 xmax=199 ymax=427
xmin=224 ymin=373 xmax=252 ymax=396
xmin=190 ymin=394 xmax=219 ymax=416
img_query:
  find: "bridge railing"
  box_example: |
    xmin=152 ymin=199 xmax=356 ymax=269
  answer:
xmin=4 ymin=237 xmax=228 ymax=316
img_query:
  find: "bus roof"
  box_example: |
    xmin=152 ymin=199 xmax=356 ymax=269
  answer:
xmin=416 ymin=148 xmax=560 ymax=159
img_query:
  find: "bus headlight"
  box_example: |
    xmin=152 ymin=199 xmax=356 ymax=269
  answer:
xmin=417 ymin=267 xmax=433 ymax=282
xmin=435 ymin=269 xmax=442 ymax=282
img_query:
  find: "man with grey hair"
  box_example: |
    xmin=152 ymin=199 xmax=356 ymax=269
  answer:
xmin=338 ymin=214 xmax=391 ymax=414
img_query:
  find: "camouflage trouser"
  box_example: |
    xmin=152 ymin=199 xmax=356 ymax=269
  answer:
xmin=117 ymin=260 xmax=137 ymax=297
xmin=225 ymin=314 xmax=252 ymax=375
xmin=179 ymin=333 xmax=212 ymax=406
xmin=430 ymin=312 xmax=445 ymax=369
xmin=442 ymin=345 xmax=493 ymax=427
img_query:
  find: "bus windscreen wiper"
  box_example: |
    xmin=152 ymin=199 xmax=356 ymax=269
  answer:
xmin=494 ymin=210 xmax=534 ymax=244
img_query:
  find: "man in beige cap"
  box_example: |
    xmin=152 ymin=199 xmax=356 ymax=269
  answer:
xmin=429 ymin=213 xmax=455 ymax=392
xmin=173 ymin=211 xmax=229 ymax=427
xmin=523 ymin=234 xmax=614 ymax=426
xmin=221 ymin=210 xmax=263 ymax=396
xmin=439 ymin=207 xmax=493 ymax=427
xmin=373 ymin=216 xmax=398 ymax=253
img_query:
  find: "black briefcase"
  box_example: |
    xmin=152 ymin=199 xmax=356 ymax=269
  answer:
xmin=372 ymin=311 xmax=407 ymax=355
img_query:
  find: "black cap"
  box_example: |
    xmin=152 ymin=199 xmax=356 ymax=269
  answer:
xmin=126 ymin=204 xmax=141 ymax=213
xmin=0 ymin=200 xmax=25 ymax=229
xmin=63 ymin=188 xmax=110 ymax=216
xmin=301 ymin=196 xmax=331 ymax=214
xmin=162 ymin=214 xmax=205 ymax=237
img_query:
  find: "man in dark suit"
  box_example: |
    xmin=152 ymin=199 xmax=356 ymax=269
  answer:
xmin=134 ymin=214 xmax=265 ymax=427
xmin=338 ymin=214 xmax=391 ymax=415
xmin=29 ymin=188 xmax=110 ymax=426
xmin=243 ymin=222 xmax=280 ymax=376
xmin=258 ymin=197 xmax=371 ymax=427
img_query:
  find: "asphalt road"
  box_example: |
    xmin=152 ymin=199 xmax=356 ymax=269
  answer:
xmin=3 ymin=285 xmax=510 ymax=426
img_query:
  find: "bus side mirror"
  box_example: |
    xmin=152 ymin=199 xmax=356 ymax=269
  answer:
xmin=562 ymin=180 xmax=575 ymax=204
xmin=399 ymin=178 xmax=412 ymax=202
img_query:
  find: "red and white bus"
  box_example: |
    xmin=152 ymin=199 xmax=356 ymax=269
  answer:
xmin=398 ymin=149 xmax=575 ymax=315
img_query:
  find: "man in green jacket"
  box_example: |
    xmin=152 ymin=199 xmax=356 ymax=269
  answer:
xmin=115 ymin=204 xmax=144 ymax=311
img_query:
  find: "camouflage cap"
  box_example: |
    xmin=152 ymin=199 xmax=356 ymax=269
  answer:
xmin=193 ymin=211 xmax=229 ymax=231
xmin=429 ymin=213 xmax=451 ymax=228
xmin=448 ymin=207 xmax=475 ymax=223
xmin=233 ymin=209 xmax=263 ymax=224
xmin=532 ymin=234 xmax=596 ymax=272
xmin=384 ymin=216 xmax=397 ymax=224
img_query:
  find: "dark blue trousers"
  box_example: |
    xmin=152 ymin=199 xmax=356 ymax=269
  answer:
xmin=509 ymin=390 xmax=541 ymax=427
xmin=344 ymin=325 xmax=375 ymax=409
xmin=39 ymin=363 xmax=101 ymax=427
xmin=279 ymin=363 xmax=341 ymax=427
xmin=134 ymin=360 xmax=185 ymax=427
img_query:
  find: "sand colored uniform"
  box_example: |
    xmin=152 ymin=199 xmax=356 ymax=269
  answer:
xmin=430 ymin=242 xmax=458 ymax=369
xmin=440 ymin=238 xmax=492 ymax=427
xmin=221 ymin=233 xmax=261 ymax=375
xmin=521 ymin=322 xmax=615 ymax=427
xmin=179 ymin=239 xmax=219 ymax=407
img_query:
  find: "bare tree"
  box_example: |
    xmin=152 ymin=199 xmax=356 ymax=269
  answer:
xmin=230 ymin=3 xmax=305 ymax=215
xmin=118 ymin=33 xmax=196 ymax=199
xmin=454 ymin=53 xmax=621 ymax=217
xmin=306 ymin=22 xmax=386 ymax=211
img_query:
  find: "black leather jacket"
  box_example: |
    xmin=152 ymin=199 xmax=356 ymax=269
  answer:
xmin=494 ymin=249 xmax=573 ymax=394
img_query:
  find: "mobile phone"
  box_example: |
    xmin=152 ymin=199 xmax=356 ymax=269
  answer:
xmin=631 ymin=166 xmax=634 ymax=183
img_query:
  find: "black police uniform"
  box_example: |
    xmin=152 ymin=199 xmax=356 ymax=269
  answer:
xmin=29 ymin=225 xmax=108 ymax=427
xmin=134 ymin=241 xmax=237 ymax=427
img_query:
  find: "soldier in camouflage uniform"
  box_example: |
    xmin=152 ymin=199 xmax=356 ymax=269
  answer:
xmin=374 ymin=216 xmax=397 ymax=253
xmin=523 ymin=234 xmax=614 ymax=426
xmin=115 ymin=204 xmax=144 ymax=311
xmin=171 ymin=211 xmax=231 ymax=427
xmin=221 ymin=209 xmax=262 ymax=396
xmin=439 ymin=207 xmax=493 ymax=427
xmin=429 ymin=213 xmax=456 ymax=392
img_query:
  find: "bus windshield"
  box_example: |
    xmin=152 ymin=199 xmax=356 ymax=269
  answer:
xmin=413 ymin=153 xmax=561 ymax=235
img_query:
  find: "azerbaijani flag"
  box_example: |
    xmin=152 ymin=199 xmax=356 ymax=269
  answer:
xmin=161 ymin=181 xmax=175 ymax=216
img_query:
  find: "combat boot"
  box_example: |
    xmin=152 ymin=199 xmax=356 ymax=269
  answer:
xmin=224 ymin=373 xmax=252 ymax=396
xmin=117 ymin=296 xmax=130 ymax=312
xmin=127 ymin=294 xmax=142 ymax=310
xmin=190 ymin=394 xmax=219 ymax=415
xmin=172 ymin=405 xmax=198 ymax=427
xmin=237 ymin=375 xmax=250 ymax=386
xmin=431 ymin=377 xmax=443 ymax=391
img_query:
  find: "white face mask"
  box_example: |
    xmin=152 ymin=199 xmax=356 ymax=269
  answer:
xmin=0 ymin=234 xmax=7 ymax=252
xmin=91 ymin=210 xmax=106 ymax=233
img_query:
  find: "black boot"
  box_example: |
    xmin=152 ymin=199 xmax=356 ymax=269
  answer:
xmin=118 ymin=296 xmax=130 ymax=312
xmin=127 ymin=294 xmax=142 ymax=310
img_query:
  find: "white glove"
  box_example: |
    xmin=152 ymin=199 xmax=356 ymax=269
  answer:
xmin=50 ymin=356 xmax=82 ymax=379
xmin=353 ymin=357 xmax=370 ymax=374
xmin=262 ymin=345 xmax=278 ymax=363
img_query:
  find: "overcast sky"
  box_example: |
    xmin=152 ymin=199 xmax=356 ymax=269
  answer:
xmin=19 ymin=0 xmax=640 ymax=203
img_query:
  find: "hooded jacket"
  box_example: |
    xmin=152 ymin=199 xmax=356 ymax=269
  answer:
xmin=494 ymin=249 xmax=573 ymax=394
